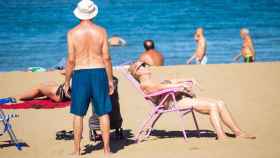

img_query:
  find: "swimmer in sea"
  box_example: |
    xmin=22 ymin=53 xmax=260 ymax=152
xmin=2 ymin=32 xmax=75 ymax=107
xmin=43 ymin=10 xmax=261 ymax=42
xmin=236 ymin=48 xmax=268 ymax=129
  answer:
xmin=233 ymin=28 xmax=256 ymax=63
xmin=108 ymin=36 xmax=126 ymax=47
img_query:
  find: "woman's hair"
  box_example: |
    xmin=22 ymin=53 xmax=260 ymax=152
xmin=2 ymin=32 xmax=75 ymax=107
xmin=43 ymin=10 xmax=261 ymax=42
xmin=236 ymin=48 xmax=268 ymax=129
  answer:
xmin=128 ymin=61 xmax=142 ymax=81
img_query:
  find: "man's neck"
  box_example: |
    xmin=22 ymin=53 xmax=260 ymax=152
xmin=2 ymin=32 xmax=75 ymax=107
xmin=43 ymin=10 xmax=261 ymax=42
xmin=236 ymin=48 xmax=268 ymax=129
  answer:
xmin=80 ymin=20 xmax=93 ymax=24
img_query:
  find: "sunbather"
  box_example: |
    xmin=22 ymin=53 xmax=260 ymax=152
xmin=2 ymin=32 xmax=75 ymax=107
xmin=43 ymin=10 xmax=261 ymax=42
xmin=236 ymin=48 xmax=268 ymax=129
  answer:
xmin=129 ymin=61 xmax=256 ymax=140
xmin=12 ymin=70 xmax=70 ymax=103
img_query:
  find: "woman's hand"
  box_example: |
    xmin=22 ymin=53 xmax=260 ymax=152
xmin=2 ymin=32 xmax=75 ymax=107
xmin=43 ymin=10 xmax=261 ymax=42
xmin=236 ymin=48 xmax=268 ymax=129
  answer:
xmin=63 ymin=83 xmax=71 ymax=98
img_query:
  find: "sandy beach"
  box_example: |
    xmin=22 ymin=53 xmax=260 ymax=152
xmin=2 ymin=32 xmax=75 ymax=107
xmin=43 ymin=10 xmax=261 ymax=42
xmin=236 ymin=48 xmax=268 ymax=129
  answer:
xmin=1 ymin=62 xmax=280 ymax=158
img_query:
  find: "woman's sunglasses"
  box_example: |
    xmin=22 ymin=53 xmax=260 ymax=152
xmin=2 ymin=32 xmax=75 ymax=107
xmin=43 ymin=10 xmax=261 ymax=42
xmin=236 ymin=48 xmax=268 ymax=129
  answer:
xmin=135 ymin=62 xmax=149 ymax=72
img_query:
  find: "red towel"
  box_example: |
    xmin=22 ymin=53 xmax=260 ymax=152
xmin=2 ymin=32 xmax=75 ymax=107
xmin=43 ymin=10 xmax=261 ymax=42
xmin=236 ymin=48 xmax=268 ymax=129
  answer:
xmin=0 ymin=99 xmax=70 ymax=109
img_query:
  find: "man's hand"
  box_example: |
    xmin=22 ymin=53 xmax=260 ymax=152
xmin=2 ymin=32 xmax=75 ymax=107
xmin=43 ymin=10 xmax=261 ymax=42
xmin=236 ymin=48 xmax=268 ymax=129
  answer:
xmin=63 ymin=83 xmax=71 ymax=98
xmin=108 ymin=80 xmax=114 ymax=95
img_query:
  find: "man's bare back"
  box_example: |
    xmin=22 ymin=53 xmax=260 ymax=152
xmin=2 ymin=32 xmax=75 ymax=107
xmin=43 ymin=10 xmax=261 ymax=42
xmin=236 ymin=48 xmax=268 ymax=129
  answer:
xmin=139 ymin=40 xmax=164 ymax=66
xmin=68 ymin=21 xmax=109 ymax=69
xmin=65 ymin=1 xmax=113 ymax=156
xmin=139 ymin=50 xmax=164 ymax=66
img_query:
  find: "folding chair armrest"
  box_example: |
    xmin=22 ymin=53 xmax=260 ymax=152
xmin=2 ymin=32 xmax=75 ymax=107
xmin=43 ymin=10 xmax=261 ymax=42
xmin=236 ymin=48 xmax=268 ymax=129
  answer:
xmin=144 ymin=87 xmax=182 ymax=98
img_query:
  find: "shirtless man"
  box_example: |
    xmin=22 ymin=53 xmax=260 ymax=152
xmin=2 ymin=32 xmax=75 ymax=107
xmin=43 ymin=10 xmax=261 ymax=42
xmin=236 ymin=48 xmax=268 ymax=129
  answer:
xmin=187 ymin=28 xmax=207 ymax=64
xmin=139 ymin=40 xmax=164 ymax=66
xmin=64 ymin=0 xmax=113 ymax=155
xmin=233 ymin=28 xmax=255 ymax=63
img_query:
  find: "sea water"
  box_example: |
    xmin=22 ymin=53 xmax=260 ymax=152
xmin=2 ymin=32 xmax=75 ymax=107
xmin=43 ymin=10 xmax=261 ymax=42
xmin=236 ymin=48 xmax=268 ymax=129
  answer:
xmin=0 ymin=0 xmax=280 ymax=71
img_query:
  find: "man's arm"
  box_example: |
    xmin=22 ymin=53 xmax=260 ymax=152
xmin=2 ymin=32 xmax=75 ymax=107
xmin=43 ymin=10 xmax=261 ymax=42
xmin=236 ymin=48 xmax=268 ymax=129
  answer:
xmin=233 ymin=53 xmax=242 ymax=62
xmin=187 ymin=40 xmax=205 ymax=64
xmin=186 ymin=53 xmax=196 ymax=64
xmin=102 ymin=30 xmax=114 ymax=95
xmin=64 ymin=31 xmax=75 ymax=92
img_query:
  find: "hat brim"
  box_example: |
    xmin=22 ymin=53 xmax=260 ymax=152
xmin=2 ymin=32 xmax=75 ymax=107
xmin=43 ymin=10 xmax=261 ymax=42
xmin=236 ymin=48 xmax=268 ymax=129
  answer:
xmin=73 ymin=5 xmax=98 ymax=20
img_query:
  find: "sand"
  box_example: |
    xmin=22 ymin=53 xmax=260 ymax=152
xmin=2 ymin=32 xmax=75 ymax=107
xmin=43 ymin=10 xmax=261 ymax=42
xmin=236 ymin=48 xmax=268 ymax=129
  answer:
xmin=1 ymin=62 xmax=280 ymax=158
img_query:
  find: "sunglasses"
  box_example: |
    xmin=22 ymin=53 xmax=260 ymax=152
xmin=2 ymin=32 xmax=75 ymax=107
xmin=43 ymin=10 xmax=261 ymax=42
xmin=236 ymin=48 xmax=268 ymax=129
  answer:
xmin=135 ymin=62 xmax=149 ymax=72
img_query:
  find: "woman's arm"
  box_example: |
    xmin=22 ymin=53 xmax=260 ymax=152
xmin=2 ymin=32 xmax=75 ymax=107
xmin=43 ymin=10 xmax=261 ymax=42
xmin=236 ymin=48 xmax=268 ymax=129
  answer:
xmin=142 ymin=82 xmax=189 ymax=94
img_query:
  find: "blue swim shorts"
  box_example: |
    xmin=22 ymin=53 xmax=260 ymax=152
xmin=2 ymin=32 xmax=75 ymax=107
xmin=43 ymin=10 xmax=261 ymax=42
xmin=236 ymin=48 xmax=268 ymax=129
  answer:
xmin=70 ymin=68 xmax=112 ymax=117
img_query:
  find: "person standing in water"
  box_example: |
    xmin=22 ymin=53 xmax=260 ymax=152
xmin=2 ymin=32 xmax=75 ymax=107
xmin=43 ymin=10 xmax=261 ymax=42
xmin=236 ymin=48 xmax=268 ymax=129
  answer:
xmin=187 ymin=28 xmax=207 ymax=64
xmin=139 ymin=40 xmax=164 ymax=66
xmin=233 ymin=28 xmax=256 ymax=63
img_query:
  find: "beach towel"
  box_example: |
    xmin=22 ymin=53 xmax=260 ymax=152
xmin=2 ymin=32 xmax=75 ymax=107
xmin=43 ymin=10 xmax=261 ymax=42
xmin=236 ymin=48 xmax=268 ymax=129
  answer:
xmin=0 ymin=99 xmax=70 ymax=109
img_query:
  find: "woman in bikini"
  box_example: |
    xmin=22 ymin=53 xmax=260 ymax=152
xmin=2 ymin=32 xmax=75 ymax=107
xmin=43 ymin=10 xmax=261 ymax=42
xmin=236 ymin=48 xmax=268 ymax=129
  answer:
xmin=129 ymin=61 xmax=256 ymax=140
xmin=10 ymin=70 xmax=71 ymax=103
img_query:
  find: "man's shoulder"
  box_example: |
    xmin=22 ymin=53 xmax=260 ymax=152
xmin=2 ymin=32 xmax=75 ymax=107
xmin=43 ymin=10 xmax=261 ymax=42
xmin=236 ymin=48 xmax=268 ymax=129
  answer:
xmin=67 ymin=25 xmax=80 ymax=35
xmin=141 ymin=50 xmax=163 ymax=58
xmin=92 ymin=24 xmax=107 ymax=34
xmin=149 ymin=50 xmax=162 ymax=55
xmin=68 ymin=24 xmax=107 ymax=35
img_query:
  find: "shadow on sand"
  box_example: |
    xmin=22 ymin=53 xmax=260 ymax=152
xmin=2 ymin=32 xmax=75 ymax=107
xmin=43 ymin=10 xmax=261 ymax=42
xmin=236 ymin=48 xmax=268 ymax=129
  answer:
xmin=150 ymin=129 xmax=235 ymax=140
xmin=0 ymin=140 xmax=29 ymax=149
xmin=82 ymin=129 xmax=135 ymax=155
xmin=81 ymin=129 xmax=236 ymax=155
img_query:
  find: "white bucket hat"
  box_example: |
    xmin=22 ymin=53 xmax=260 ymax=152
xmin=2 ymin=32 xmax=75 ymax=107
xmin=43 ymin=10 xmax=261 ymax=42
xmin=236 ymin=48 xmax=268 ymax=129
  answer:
xmin=73 ymin=0 xmax=98 ymax=20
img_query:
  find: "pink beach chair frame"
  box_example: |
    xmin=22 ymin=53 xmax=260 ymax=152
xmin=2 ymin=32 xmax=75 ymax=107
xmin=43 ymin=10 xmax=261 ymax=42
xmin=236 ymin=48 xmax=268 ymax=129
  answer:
xmin=120 ymin=66 xmax=200 ymax=143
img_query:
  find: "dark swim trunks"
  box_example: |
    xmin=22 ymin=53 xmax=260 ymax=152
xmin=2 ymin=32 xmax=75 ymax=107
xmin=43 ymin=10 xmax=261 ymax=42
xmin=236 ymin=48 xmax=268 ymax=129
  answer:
xmin=70 ymin=68 xmax=112 ymax=117
xmin=244 ymin=56 xmax=254 ymax=63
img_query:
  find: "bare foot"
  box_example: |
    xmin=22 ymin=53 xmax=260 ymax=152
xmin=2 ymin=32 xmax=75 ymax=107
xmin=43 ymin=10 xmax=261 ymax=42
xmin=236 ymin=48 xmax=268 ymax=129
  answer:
xmin=104 ymin=147 xmax=112 ymax=157
xmin=69 ymin=151 xmax=81 ymax=157
xmin=104 ymin=151 xmax=113 ymax=157
xmin=216 ymin=135 xmax=227 ymax=140
xmin=236 ymin=133 xmax=256 ymax=139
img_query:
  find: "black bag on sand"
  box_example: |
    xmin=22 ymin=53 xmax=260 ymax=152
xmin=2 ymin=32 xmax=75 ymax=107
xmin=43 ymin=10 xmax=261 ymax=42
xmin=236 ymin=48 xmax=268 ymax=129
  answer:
xmin=88 ymin=76 xmax=123 ymax=141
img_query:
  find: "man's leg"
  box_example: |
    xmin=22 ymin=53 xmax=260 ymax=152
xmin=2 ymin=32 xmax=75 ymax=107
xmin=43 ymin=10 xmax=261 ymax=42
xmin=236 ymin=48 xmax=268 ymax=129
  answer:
xmin=73 ymin=115 xmax=83 ymax=155
xmin=99 ymin=114 xmax=111 ymax=154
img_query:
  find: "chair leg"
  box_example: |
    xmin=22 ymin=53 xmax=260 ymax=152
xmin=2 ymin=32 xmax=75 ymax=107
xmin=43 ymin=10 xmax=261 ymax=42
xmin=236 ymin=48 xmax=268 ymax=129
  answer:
xmin=0 ymin=109 xmax=22 ymax=150
xmin=145 ymin=113 xmax=162 ymax=137
xmin=177 ymin=111 xmax=188 ymax=142
xmin=135 ymin=112 xmax=161 ymax=143
xmin=191 ymin=110 xmax=200 ymax=138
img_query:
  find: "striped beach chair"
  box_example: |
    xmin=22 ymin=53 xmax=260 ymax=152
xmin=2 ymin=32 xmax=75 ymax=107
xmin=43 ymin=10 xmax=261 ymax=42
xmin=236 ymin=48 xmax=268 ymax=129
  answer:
xmin=0 ymin=98 xmax=24 ymax=150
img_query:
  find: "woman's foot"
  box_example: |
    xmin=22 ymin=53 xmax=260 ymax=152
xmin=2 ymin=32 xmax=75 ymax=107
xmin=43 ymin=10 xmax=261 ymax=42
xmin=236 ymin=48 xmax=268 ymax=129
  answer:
xmin=236 ymin=132 xmax=256 ymax=139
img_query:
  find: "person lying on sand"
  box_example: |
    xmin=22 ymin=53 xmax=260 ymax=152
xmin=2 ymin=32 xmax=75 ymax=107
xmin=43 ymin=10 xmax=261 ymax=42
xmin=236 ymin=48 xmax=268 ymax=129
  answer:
xmin=9 ymin=70 xmax=70 ymax=103
xmin=129 ymin=61 xmax=256 ymax=140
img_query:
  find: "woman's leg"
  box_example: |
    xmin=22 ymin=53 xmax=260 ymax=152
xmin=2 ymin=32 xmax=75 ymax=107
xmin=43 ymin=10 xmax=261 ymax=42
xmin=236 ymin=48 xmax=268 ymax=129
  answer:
xmin=177 ymin=97 xmax=255 ymax=139
xmin=216 ymin=100 xmax=255 ymax=139
xmin=178 ymin=97 xmax=227 ymax=139
xmin=15 ymin=82 xmax=60 ymax=102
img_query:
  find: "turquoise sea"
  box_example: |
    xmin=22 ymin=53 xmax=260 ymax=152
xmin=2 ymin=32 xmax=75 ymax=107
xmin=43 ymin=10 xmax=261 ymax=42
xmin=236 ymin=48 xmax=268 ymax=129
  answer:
xmin=0 ymin=0 xmax=280 ymax=71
